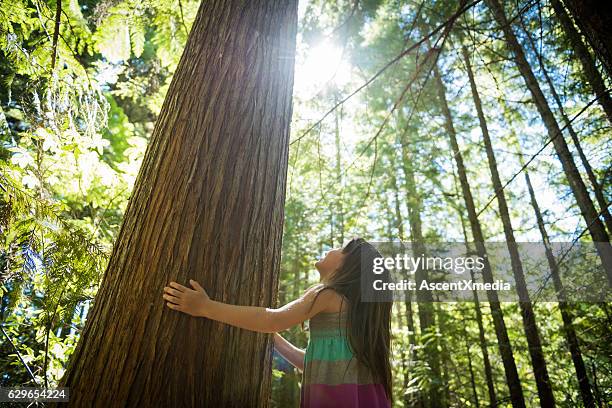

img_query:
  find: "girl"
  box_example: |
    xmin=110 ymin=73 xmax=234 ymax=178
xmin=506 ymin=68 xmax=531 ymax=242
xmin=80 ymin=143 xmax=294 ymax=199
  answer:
xmin=162 ymin=237 xmax=393 ymax=407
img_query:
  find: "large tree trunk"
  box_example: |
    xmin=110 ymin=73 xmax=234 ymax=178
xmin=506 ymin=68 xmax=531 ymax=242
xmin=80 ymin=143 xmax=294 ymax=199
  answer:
xmin=550 ymin=0 xmax=612 ymax=124
xmin=55 ymin=1 xmax=298 ymax=407
xmin=433 ymin=64 xmax=527 ymax=408
xmin=461 ymin=46 xmax=556 ymax=407
xmin=561 ymin=0 xmax=612 ymax=78
xmin=486 ymin=0 xmax=612 ymax=285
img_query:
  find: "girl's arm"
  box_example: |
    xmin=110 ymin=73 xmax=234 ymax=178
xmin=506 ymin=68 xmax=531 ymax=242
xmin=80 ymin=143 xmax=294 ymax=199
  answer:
xmin=274 ymin=333 xmax=305 ymax=372
xmin=163 ymin=279 xmax=330 ymax=333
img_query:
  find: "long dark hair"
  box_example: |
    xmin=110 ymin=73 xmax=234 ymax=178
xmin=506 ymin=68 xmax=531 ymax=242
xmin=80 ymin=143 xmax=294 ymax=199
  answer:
xmin=308 ymin=237 xmax=393 ymax=403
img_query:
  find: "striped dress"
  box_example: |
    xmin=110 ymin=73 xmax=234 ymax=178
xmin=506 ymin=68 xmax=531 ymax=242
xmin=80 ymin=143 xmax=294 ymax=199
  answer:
xmin=300 ymin=310 xmax=391 ymax=407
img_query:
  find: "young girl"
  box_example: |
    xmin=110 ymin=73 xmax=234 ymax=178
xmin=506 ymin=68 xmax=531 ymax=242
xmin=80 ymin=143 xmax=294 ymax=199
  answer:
xmin=162 ymin=237 xmax=393 ymax=407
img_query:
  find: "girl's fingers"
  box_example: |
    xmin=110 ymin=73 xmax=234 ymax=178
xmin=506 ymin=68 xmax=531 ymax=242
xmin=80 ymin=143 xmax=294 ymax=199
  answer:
xmin=189 ymin=279 xmax=204 ymax=291
xmin=169 ymin=281 xmax=188 ymax=292
xmin=164 ymin=287 xmax=182 ymax=297
xmin=163 ymin=294 xmax=179 ymax=303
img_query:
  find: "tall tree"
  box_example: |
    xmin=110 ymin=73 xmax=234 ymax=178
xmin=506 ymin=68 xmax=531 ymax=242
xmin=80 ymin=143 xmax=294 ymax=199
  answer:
xmin=388 ymin=136 xmax=422 ymax=407
xmin=497 ymin=92 xmax=597 ymax=407
xmin=486 ymin=0 xmax=612 ymax=285
xmin=433 ymin=64 xmax=527 ymax=408
xmin=454 ymin=197 xmax=497 ymax=408
xmin=333 ymin=91 xmax=345 ymax=246
xmin=522 ymin=166 xmax=596 ymax=408
xmin=550 ymin=0 xmax=612 ymax=124
xmin=461 ymin=312 xmax=481 ymax=408
xmin=461 ymin=45 xmax=556 ymax=407
xmin=518 ymin=18 xmax=612 ymax=237
xmin=399 ymin=127 xmax=444 ymax=408
xmin=54 ymin=1 xmax=298 ymax=406
xmin=560 ymin=0 xmax=612 ymax=77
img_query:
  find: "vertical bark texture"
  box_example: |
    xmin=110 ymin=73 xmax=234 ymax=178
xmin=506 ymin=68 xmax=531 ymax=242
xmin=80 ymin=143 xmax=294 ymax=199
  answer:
xmin=486 ymin=0 xmax=612 ymax=285
xmin=462 ymin=46 xmax=556 ymax=407
xmin=434 ymin=65 xmax=527 ymax=408
xmin=56 ymin=1 xmax=298 ymax=407
xmin=561 ymin=0 xmax=612 ymax=78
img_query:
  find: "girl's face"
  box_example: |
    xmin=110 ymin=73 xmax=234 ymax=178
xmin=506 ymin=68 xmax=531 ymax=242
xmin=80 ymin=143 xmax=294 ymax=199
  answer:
xmin=315 ymin=247 xmax=345 ymax=281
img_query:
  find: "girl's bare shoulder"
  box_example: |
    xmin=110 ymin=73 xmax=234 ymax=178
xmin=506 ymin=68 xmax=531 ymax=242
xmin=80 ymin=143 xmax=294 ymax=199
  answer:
xmin=305 ymin=284 xmax=349 ymax=313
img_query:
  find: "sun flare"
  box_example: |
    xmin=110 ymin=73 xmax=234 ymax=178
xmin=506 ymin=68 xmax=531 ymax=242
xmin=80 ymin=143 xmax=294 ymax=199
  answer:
xmin=294 ymin=41 xmax=353 ymax=97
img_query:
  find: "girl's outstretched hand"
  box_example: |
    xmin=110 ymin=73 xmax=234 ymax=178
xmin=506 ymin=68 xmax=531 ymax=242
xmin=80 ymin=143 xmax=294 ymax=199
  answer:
xmin=163 ymin=279 xmax=210 ymax=317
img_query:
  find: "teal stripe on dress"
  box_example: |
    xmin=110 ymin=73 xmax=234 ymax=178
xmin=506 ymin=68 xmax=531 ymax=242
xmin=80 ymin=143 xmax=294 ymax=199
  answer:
xmin=304 ymin=336 xmax=354 ymax=362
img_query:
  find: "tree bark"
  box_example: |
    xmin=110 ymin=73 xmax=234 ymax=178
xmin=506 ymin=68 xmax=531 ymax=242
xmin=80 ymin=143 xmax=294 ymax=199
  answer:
xmin=55 ymin=1 xmax=298 ymax=406
xmin=462 ymin=45 xmax=556 ymax=407
xmin=561 ymin=0 xmax=612 ymax=78
xmin=486 ymin=0 xmax=612 ymax=285
xmin=434 ymin=64 xmax=527 ymax=408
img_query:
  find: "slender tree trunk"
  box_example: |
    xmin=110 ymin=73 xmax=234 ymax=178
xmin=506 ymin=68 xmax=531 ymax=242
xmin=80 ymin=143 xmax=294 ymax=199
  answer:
xmin=55 ymin=1 xmax=298 ymax=406
xmin=461 ymin=313 xmax=480 ymax=408
xmin=486 ymin=0 xmax=612 ymax=285
xmin=590 ymin=362 xmax=603 ymax=406
xmin=456 ymin=207 xmax=498 ymax=408
xmin=518 ymin=20 xmax=612 ymax=236
xmin=334 ymin=92 xmax=345 ymax=246
xmin=434 ymin=64 xmax=527 ymax=408
xmin=400 ymin=132 xmax=443 ymax=408
xmin=391 ymin=141 xmax=421 ymax=408
xmin=497 ymin=89 xmax=597 ymax=408
xmin=390 ymin=165 xmax=405 ymax=242
xmin=436 ymin=305 xmax=452 ymax=407
xmin=462 ymin=46 xmax=556 ymax=407
xmin=522 ymin=167 xmax=596 ymax=408
xmin=404 ymin=296 xmax=421 ymax=408
xmin=561 ymin=0 xmax=612 ymax=77
xmin=292 ymin=243 xmax=301 ymax=300
xmin=550 ymin=0 xmax=612 ymax=124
